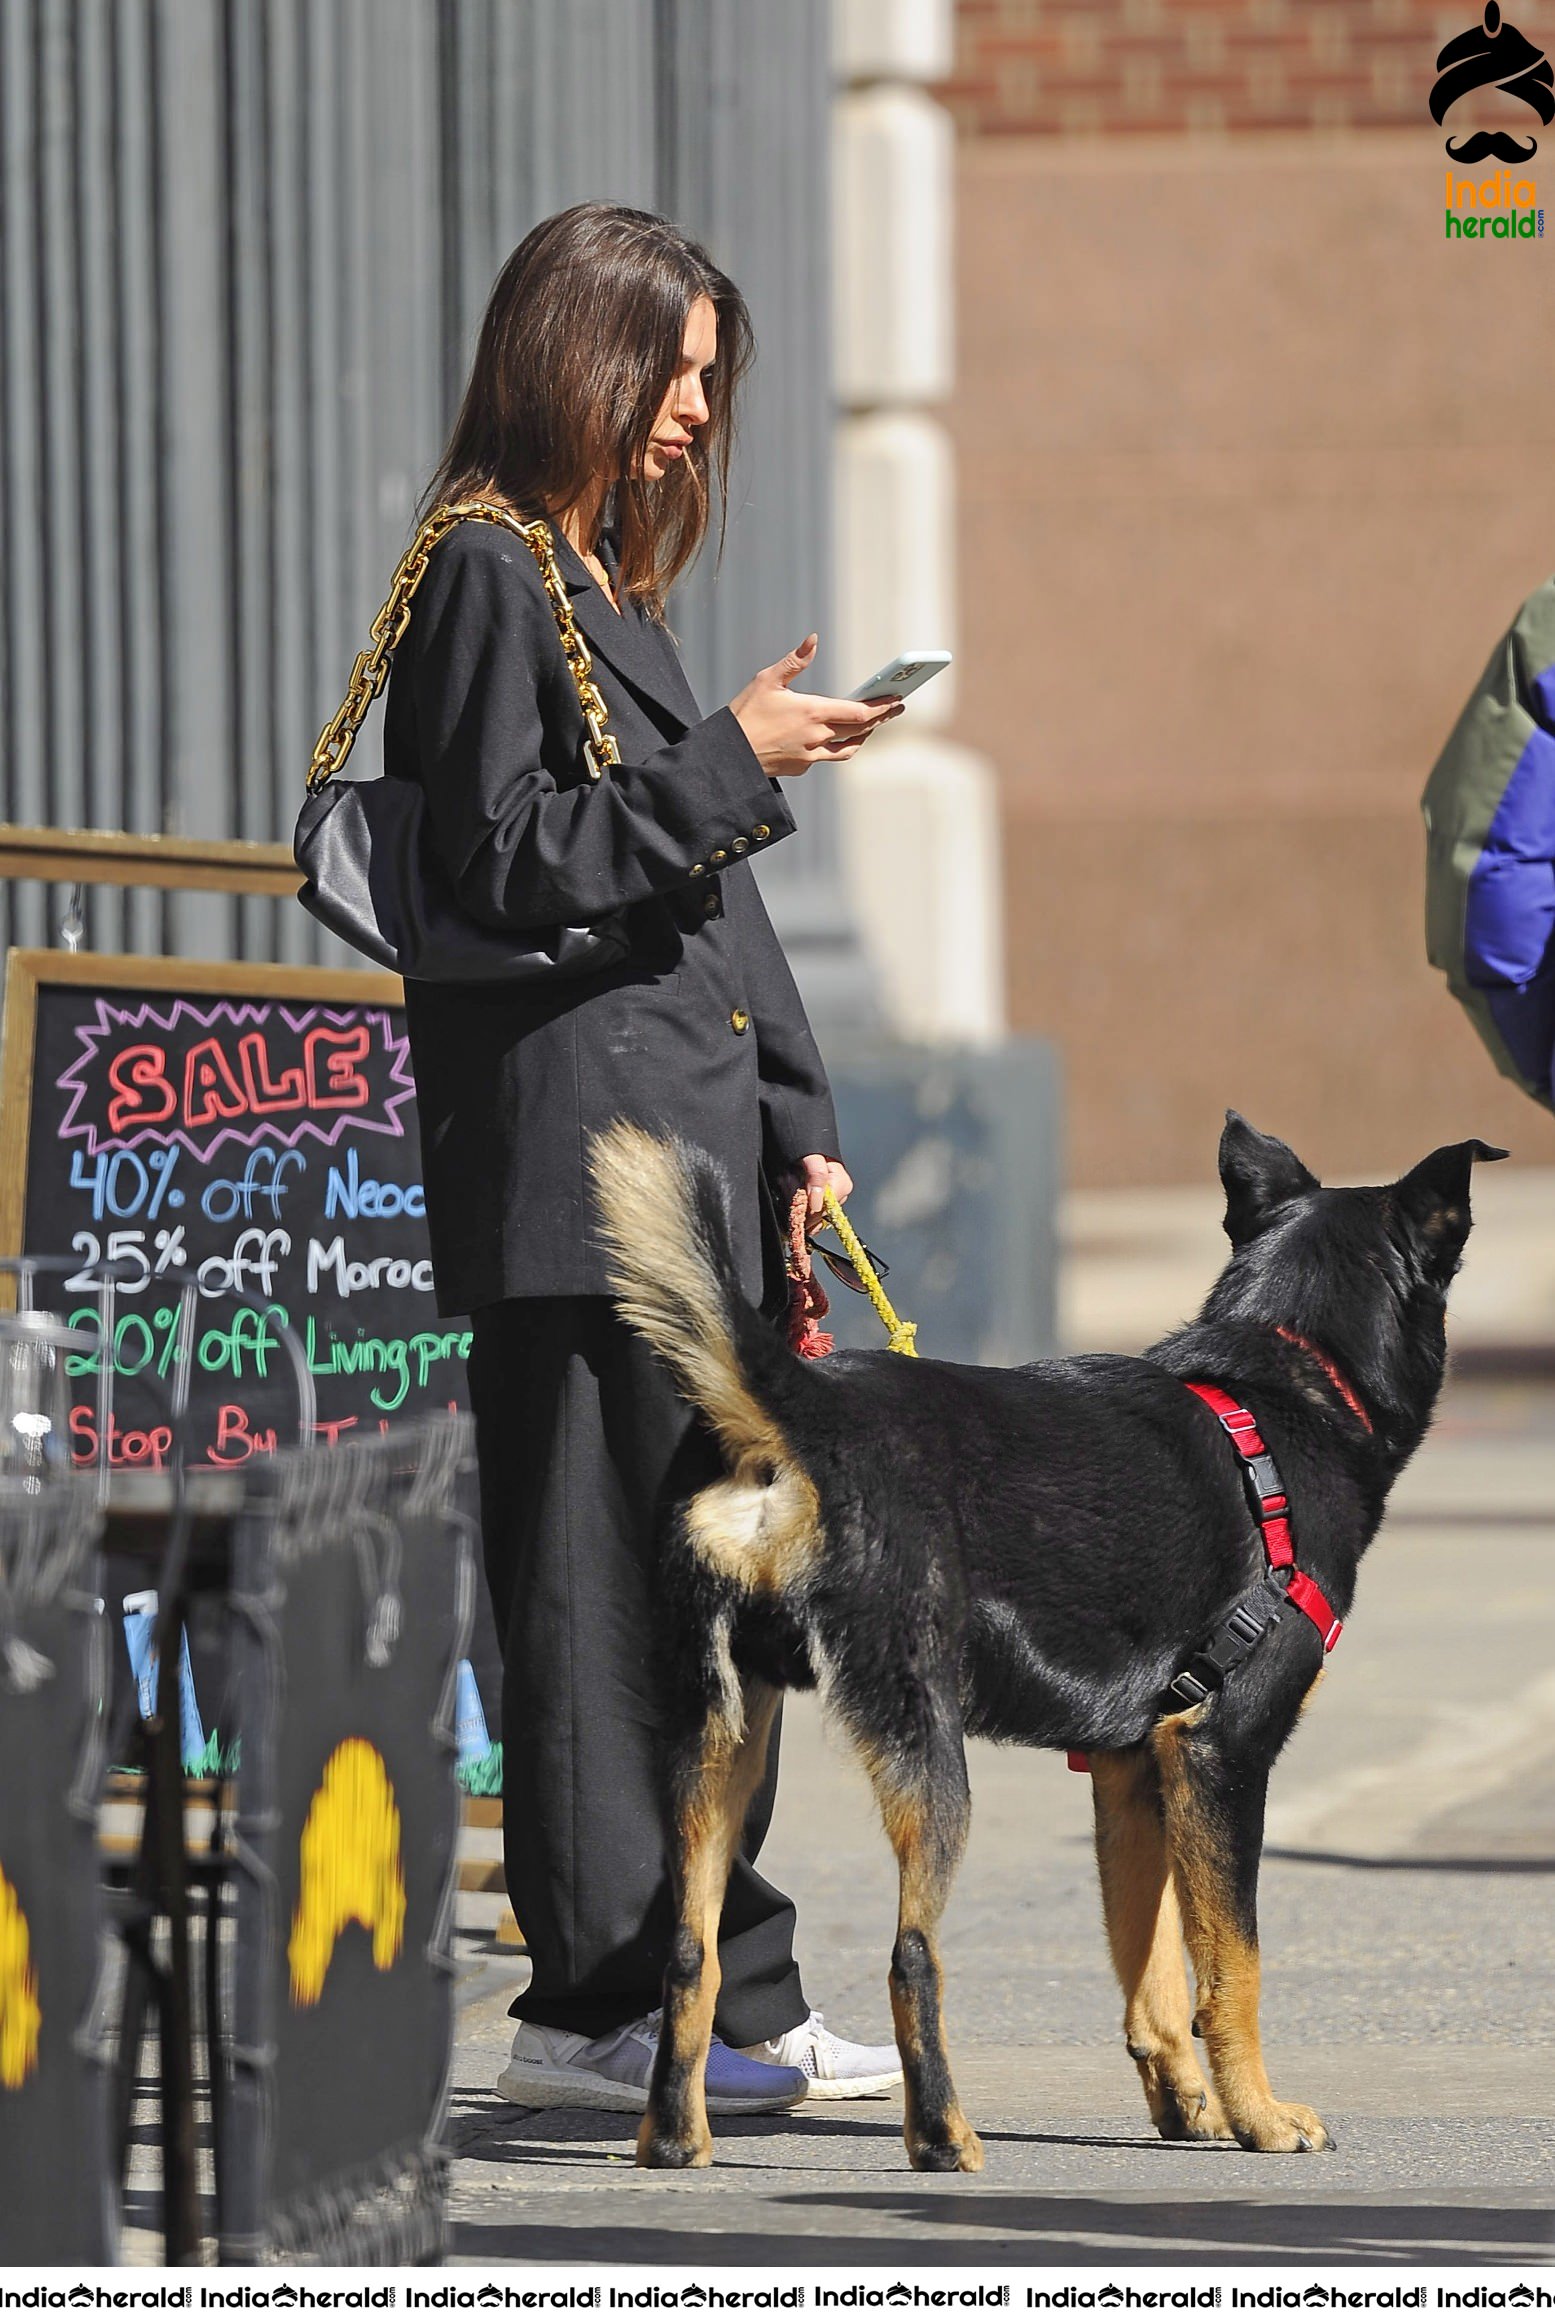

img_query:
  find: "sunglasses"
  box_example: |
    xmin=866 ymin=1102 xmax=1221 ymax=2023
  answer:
xmin=805 ymin=1231 xmax=890 ymax=1296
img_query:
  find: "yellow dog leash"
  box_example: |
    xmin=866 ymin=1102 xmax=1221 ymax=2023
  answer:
xmin=821 ymin=1186 xmax=918 ymax=1358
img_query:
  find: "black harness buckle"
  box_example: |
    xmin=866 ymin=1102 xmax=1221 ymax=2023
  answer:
xmin=1222 ymin=1599 xmax=1274 ymax=1652
xmin=1243 ymin=1451 xmax=1287 ymax=1510
xmin=1161 ymin=1583 xmax=1287 ymax=1714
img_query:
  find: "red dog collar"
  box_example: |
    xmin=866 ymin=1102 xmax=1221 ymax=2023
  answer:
xmin=1274 ymin=1326 xmax=1373 ymax=1434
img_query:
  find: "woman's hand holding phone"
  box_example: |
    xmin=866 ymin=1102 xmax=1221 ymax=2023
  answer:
xmin=731 ymin=634 xmax=901 ymax=776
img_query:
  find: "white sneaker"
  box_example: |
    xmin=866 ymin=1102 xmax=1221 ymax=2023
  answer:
xmin=495 ymin=2011 xmax=808 ymax=2115
xmin=739 ymin=2008 xmax=904 ymax=2099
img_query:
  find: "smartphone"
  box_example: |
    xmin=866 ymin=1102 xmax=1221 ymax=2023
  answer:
xmin=847 ymin=650 xmax=952 ymax=703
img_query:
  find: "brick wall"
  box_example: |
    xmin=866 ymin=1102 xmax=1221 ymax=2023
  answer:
xmin=939 ymin=2 xmax=1536 ymax=138
xmin=947 ymin=132 xmax=1555 ymax=1185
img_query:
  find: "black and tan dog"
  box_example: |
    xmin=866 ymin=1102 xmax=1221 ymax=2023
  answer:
xmin=589 ymin=1113 xmax=1501 ymax=2173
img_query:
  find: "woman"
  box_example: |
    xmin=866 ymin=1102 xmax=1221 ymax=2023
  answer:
xmin=385 ymin=203 xmax=902 ymax=2113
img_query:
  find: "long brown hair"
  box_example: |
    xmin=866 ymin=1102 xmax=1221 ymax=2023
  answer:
xmin=421 ymin=203 xmax=754 ymax=617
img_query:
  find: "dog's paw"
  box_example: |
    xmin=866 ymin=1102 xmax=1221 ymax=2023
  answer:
xmin=1233 ymin=2101 xmax=1332 ymax=2154
xmin=1154 ymin=2084 xmax=1232 ymax=2144
xmin=636 ymin=2121 xmax=714 ymax=2170
xmin=1130 ymin=2048 xmax=1233 ymax=2143
xmin=908 ymin=2125 xmax=985 ymax=2173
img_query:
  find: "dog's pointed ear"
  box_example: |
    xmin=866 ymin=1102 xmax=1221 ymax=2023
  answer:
xmin=1395 ymin=1139 xmax=1507 ymax=1267
xmin=1219 ymin=1111 xmax=1319 ymax=1246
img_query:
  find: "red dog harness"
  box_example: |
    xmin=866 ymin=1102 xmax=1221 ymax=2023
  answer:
xmin=1066 ymin=1374 xmax=1351 ymax=1768
xmin=1173 ymin=1383 xmax=1343 ymax=1688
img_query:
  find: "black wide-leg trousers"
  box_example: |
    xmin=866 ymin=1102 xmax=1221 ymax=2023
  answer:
xmin=466 ymin=1295 xmax=808 ymax=2046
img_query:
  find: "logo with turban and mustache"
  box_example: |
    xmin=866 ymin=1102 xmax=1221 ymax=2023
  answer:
xmin=1432 ymin=4 xmax=1554 ymax=163
xmin=0 ymin=1863 xmax=41 ymax=2088
xmin=287 ymin=1737 xmax=407 ymax=2007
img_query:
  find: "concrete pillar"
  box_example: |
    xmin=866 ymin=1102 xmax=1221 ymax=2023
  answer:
xmin=831 ymin=0 xmax=1006 ymax=1047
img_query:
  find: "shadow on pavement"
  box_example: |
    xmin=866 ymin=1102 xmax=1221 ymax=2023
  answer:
xmin=451 ymin=2194 xmax=1555 ymax=2266
xmin=449 ymin=2102 xmax=1173 ymax=2169
xmin=450 ymin=2105 xmax=908 ymax=2166
xmin=1265 ymin=1849 xmax=1555 ymax=1875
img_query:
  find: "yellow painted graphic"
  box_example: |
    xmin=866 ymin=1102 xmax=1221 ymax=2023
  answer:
xmin=287 ymin=1738 xmax=406 ymax=2007
xmin=0 ymin=1862 xmax=41 ymax=2089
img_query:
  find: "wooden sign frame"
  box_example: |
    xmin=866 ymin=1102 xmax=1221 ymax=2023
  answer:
xmin=0 ymin=949 xmax=403 ymax=1264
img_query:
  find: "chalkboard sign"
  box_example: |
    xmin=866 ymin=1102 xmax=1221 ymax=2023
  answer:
xmin=0 ymin=951 xmax=468 ymax=1473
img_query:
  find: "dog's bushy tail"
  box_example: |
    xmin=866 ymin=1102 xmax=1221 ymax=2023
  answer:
xmin=589 ymin=1122 xmax=803 ymax=1480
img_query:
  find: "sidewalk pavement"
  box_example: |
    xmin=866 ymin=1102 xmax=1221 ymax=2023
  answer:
xmin=443 ymin=1377 xmax=1555 ymax=2265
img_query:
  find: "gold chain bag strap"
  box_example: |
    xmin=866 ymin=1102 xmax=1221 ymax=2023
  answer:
xmin=294 ymin=500 xmax=631 ymax=982
xmin=307 ymin=497 xmax=623 ymax=792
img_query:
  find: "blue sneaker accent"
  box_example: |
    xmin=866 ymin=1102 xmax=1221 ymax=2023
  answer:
xmin=702 ymin=2034 xmax=808 ymax=2110
xmin=496 ymin=2009 xmax=808 ymax=2115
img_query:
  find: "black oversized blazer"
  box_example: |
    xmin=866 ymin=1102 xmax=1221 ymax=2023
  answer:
xmin=383 ymin=517 xmax=840 ymax=1317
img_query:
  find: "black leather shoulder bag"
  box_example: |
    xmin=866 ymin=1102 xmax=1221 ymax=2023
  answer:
xmin=294 ymin=497 xmax=631 ymax=983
